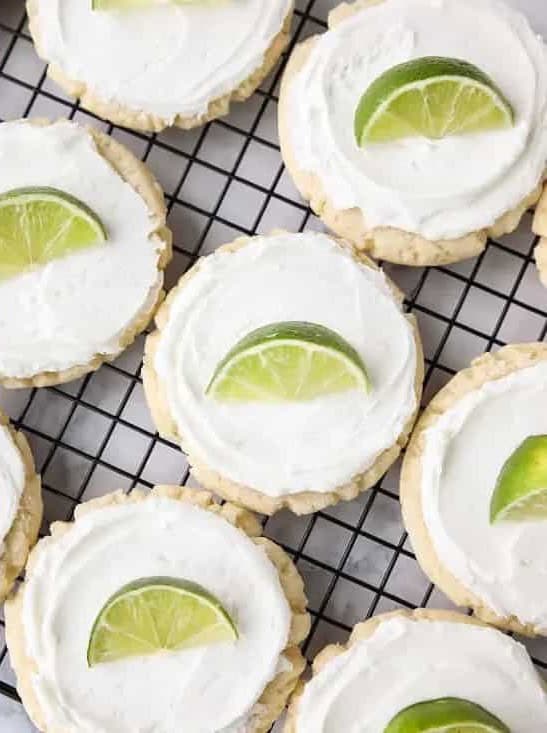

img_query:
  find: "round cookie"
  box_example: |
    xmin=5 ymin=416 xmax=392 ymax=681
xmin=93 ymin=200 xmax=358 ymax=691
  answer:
xmin=0 ymin=410 xmax=41 ymax=602
xmin=143 ymin=230 xmax=424 ymax=515
xmin=5 ymin=486 xmax=309 ymax=733
xmin=285 ymin=608 xmax=547 ymax=732
xmin=0 ymin=119 xmax=171 ymax=388
xmin=27 ymin=0 xmax=293 ymax=132
xmin=278 ymin=0 xmax=547 ymax=266
xmin=401 ymin=343 xmax=547 ymax=636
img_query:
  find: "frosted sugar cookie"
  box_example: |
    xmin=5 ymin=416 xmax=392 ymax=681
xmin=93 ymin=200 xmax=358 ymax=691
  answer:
xmin=0 ymin=410 xmax=41 ymax=602
xmin=0 ymin=119 xmax=171 ymax=388
xmin=285 ymin=609 xmax=547 ymax=732
xmin=401 ymin=343 xmax=547 ymax=635
xmin=143 ymin=231 xmax=423 ymax=515
xmin=5 ymin=486 xmax=309 ymax=733
xmin=27 ymin=0 xmax=293 ymax=132
xmin=279 ymin=0 xmax=547 ymax=266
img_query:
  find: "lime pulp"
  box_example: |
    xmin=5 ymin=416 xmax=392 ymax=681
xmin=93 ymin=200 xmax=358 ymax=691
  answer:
xmin=87 ymin=576 xmax=238 ymax=667
xmin=0 ymin=186 xmax=106 ymax=281
xmin=354 ymin=57 xmax=514 ymax=146
xmin=384 ymin=697 xmax=510 ymax=733
xmin=490 ymin=435 xmax=547 ymax=523
xmin=206 ymin=321 xmax=370 ymax=403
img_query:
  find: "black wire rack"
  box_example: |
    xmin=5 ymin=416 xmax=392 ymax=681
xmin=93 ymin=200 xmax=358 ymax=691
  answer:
xmin=0 ymin=0 xmax=546 ymax=728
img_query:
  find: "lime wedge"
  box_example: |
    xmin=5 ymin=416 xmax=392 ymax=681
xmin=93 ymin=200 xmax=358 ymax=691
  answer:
xmin=0 ymin=187 xmax=106 ymax=281
xmin=87 ymin=577 xmax=238 ymax=667
xmin=490 ymin=435 xmax=547 ymax=523
xmin=206 ymin=321 xmax=369 ymax=402
xmin=355 ymin=57 xmax=514 ymax=146
xmin=384 ymin=698 xmax=510 ymax=733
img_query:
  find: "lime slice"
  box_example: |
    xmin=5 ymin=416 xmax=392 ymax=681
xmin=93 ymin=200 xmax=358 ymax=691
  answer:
xmin=206 ymin=321 xmax=369 ymax=402
xmin=0 ymin=187 xmax=106 ymax=281
xmin=87 ymin=577 xmax=238 ymax=667
xmin=384 ymin=697 xmax=510 ymax=733
xmin=355 ymin=57 xmax=514 ymax=146
xmin=490 ymin=435 xmax=547 ymax=523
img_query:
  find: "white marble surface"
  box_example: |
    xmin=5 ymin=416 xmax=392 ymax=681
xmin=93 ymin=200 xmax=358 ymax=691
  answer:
xmin=0 ymin=696 xmax=37 ymax=732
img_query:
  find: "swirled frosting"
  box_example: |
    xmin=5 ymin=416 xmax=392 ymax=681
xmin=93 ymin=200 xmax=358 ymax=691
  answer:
xmin=34 ymin=0 xmax=291 ymax=121
xmin=20 ymin=496 xmax=291 ymax=732
xmin=287 ymin=0 xmax=547 ymax=239
xmin=0 ymin=120 xmax=166 ymax=378
xmin=0 ymin=425 xmax=25 ymax=554
xmin=153 ymin=232 xmax=418 ymax=495
xmin=295 ymin=616 xmax=547 ymax=732
xmin=421 ymin=361 xmax=547 ymax=630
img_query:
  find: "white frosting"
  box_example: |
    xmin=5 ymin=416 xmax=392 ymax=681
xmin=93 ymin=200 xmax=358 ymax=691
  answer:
xmin=0 ymin=425 xmax=25 ymax=554
xmin=153 ymin=232 xmax=417 ymax=495
xmin=35 ymin=0 xmax=291 ymax=121
xmin=288 ymin=0 xmax=547 ymax=240
xmin=21 ymin=496 xmax=291 ymax=732
xmin=0 ymin=120 xmax=166 ymax=378
xmin=421 ymin=361 xmax=547 ymax=630
xmin=296 ymin=616 xmax=547 ymax=732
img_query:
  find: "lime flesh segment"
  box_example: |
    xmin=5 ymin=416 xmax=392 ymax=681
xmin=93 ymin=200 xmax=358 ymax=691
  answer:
xmin=0 ymin=187 xmax=106 ymax=281
xmin=384 ymin=698 xmax=510 ymax=733
xmin=490 ymin=435 xmax=547 ymax=523
xmin=355 ymin=57 xmax=514 ymax=146
xmin=87 ymin=577 xmax=238 ymax=667
xmin=206 ymin=321 xmax=370 ymax=403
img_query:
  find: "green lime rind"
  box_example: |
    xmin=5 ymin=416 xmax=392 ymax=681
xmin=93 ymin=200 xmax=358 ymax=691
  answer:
xmin=354 ymin=56 xmax=514 ymax=146
xmin=384 ymin=697 xmax=510 ymax=733
xmin=87 ymin=576 xmax=238 ymax=667
xmin=206 ymin=321 xmax=370 ymax=403
xmin=490 ymin=435 xmax=547 ymax=523
xmin=0 ymin=186 xmax=107 ymax=281
xmin=0 ymin=187 xmax=106 ymax=236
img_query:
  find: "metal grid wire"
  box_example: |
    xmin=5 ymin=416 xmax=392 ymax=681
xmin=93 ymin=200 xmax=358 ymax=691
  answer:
xmin=0 ymin=0 xmax=547 ymax=728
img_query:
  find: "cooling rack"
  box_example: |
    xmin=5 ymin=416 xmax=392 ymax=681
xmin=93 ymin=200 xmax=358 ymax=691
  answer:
xmin=0 ymin=0 xmax=546 ymax=729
